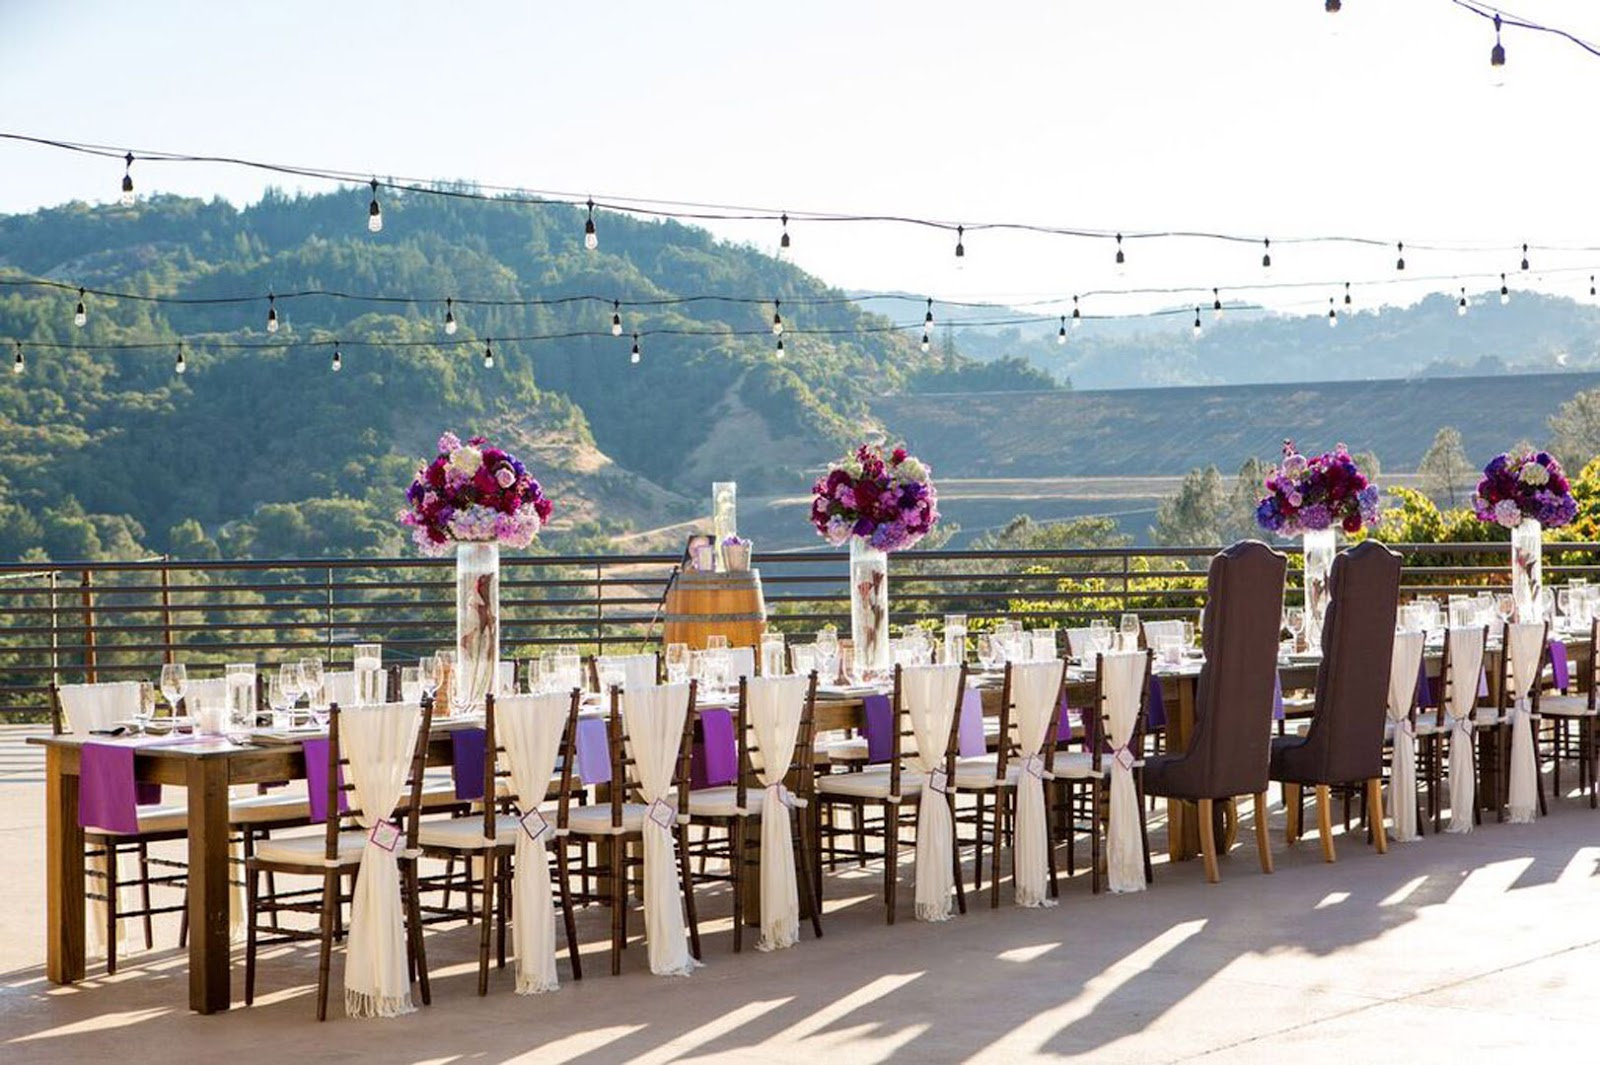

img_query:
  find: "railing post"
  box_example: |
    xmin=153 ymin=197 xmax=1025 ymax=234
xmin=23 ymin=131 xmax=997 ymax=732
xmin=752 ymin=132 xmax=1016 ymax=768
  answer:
xmin=160 ymin=555 xmax=175 ymax=665
xmin=594 ymin=560 xmax=605 ymax=654
xmin=49 ymin=569 xmax=60 ymax=688
xmin=326 ymin=565 xmax=335 ymax=656
xmin=79 ymin=570 xmax=96 ymax=683
xmin=1121 ymin=552 xmax=1131 ymax=616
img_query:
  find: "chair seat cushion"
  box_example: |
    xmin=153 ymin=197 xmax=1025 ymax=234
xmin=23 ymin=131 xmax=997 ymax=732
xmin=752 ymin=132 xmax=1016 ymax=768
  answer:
xmin=418 ymin=813 xmax=522 ymax=850
xmin=815 ymin=769 xmax=922 ymax=800
xmin=87 ymin=804 xmax=190 ymax=837
xmin=1538 ymin=693 xmax=1595 ymax=717
xmin=826 ymin=738 xmax=870 ymax=763
xmin=565 ymin=803 xmax=647 ymax=835
xmin=954 ymin=762 xmax=1022 ymax=789
xmin=229 ymin=792 xmax=311 ymax=826
xmin=256 ymin=830 xmax=367 ymax=867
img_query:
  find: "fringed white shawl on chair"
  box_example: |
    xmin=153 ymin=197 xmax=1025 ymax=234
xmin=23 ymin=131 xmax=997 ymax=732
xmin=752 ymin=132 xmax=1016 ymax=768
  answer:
xmin=1386 ymin=630 xmax=1427 ymax=842
xmin=340 ymin=702 xmax=422 ymax=1018
xmin=621 ymin=683 xmax=699 ymax=976
xmin=1443 ymin=627 xmax=1486 ymax=834
xmin=902 ymin=664 xmax=962 ymax=922
xmin=744 ymin=674 xmax=809 ymax=950
xmin=1008 ymin=659 xmax=1063 ymax=907
xmin=1102 ymin=650 xmax=1148 ymax=894
xmin=1504 ymin=621 xmax=1546 ymax=824
xmin=497 ymin=692 xmax=570 ymax=993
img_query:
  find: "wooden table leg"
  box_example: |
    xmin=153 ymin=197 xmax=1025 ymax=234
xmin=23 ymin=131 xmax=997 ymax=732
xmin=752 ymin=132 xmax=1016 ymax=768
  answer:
xmin=46 ymin=745 xmax=86 ymax=984
xmin=187 ymin=757 xmax=232 ymax=1014
xmin=1167 ymin=677 xmax=1201 ymax=861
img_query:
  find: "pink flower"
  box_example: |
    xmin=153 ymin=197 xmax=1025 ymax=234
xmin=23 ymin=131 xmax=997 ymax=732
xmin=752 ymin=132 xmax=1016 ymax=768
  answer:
xmin=494 ymin=466 xmax=516 ymax=489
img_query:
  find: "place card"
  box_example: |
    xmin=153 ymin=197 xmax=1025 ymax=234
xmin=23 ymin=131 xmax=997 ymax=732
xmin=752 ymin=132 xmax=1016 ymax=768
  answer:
xmin=647 ymin=797 xmax=677 ymax=831
xmin=519 ymin=808 xmax=552 ymax=843
xmin=928 ymin=767 xmax=950 ymax=795
xmin=1113 ymin=746 xmax=1136 ymax=772
xmin=1022 ymin=753 xmax=1046 ymax=780
xmin=368 ymin=819 xmax=402 ymax=852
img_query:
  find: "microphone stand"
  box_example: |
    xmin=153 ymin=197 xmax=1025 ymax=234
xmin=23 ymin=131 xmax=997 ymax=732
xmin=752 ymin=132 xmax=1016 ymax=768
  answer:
xmin=645 ymin=562 xmax=681 ymax=644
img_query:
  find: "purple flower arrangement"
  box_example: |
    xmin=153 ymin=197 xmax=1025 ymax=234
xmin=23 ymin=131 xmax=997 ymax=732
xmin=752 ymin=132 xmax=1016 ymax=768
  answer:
xmin=1255 ymin=440 xmax=1381 ymax=536
xmin=810 ymin=444 xmax=939 ymax=552
xmin=1473 ymin=449 xmax=1576 ymax=529
xmin=399 ymin=432 xmax=554 ymax=555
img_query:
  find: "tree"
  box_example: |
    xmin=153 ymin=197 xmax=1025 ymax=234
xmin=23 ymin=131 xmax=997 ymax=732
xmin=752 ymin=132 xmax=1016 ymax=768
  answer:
xmin=1226 ymin=457 xmax=1271 ymax=542
xmin=1549 ymin=387 xmax=1600 ymax=469
xmin=1418 ymin=426 xmax=1474 ymax=507
xmin=1152 ymin=465 xmax=1230 ymax=546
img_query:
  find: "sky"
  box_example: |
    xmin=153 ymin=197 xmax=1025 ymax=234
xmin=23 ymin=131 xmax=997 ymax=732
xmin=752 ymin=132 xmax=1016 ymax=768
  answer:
xmin=4 ymin=0 xmax=1600 ymax=322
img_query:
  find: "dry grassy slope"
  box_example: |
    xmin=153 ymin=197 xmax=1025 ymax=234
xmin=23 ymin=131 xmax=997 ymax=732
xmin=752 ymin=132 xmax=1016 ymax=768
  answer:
xmin=675 ymin=369 xmax=833 ymax=490
xmin=872 ymin=372 xmax=1600 ymax=478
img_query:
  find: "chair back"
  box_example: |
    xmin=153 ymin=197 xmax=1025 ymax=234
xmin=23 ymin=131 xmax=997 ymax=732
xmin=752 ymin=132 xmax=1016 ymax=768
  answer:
xmin=1285 ymin=541 xmax=1402 ymax=784
xmin=331 ymin=699 xmax=434 ymax=859
xmin=1497 ymin=620 xmax=1550 ymax=713
xmin=1086 ymin=650 xmax=1152 ymax=771
xmin=590 ymin=653 xmax=661 ymax=692
xmin=736 ymin=672 xmax=819 ymax=807
xmin=1434 ymin=625 xmax=1488 ymax=726
xmin=896 ymin=663 xmax=968 ymax=789
xmin=1183 ymin=540 xmax=1288 ymax=797
xmin=53 ymin=681 xmax=142 ymax=735
xmin=612 ymin=681 xmax=699 ymax=823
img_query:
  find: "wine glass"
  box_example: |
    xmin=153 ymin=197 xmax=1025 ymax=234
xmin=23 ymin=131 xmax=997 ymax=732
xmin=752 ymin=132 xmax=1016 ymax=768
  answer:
xmin=160 ymin=662 xmax=188 ymax=720
xmin=267 ymin=672 xmax=296 ymax=730
xmin=665 ymin=642 xmax=689 ymax=684
xmin=976 ymin=634 xmax=998 ymax=671
xmin=1284 ymin=607 xmax=1306 ymax=649
xmin=133 ymin=681 xmax=156 ymax=735
xmin=300 ymin=657 xmax=326 ymax=725
xmin=1118 ymin=613 xmax=1140 ymax=653
xmin=1182 ymin=620 xmax=1197 ymax=650
xmin=400 ymin=666 xmax=424 ymax=704
xmin=1496 ymin=593 xmax=1516 ymax=625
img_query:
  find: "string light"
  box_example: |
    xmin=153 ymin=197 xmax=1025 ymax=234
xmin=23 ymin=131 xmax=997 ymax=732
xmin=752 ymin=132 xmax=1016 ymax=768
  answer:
xmin=1396 ymin=242 xmax=1406 ymax=271
xmin=1521 ymin=243 xmax=1530 ymax=271
xmin=954 ymin=225 xmax=965 ymax=266
xmin=74 ymin=287 xmax=86 ymax=328
xmin=1500 ymin=273 xmax=1510 ymax=304
xmin=1261 ymin=238 xmax=1272 ymax=273
xmin=920 ymin=331 xmax=931 ymax=353
xmin=1490 ymin=13 xmax=1507 ymax=86
xmin=924 ymin=297 xmax=934 ymax=333
xmin=1325 ymin=0 xmax=1340 ymax=11
xmin=1344 ymin=281 xmax=1353 ymax=310
xmin=444 ymin=297 xmax=458 ymax=335
xmin=119 ymin=152 xmax=134 ymax=206
xmin=584 ymin=199 xmax=598 ymax=250
xmin=174 ymin=343 xmax=186 ymax=375
xmin=778 ymin=212 xmax=791 ymax=258
xmin=1328 ymin=297 xmax=1338 ymax=327
xmin=630 ymin=332 xmax=641 ymax=364
xmin=483 ymin=338 xmax=495 ymax=369
xmin=332 ymin=343 xmax=343 ymax=372
xmin=775 ymin=336 xmax=786 ymax=359
xmin=1191 ymin=307 xmax=1202 ymax=338
xmin=1057 ymin=316 xmax=1067 ymax=344
xmin=772 ymin=299 xmax=784 ymax=336
xmin=266 ymin=293 xmax=279 ymax=334
xmin=367 ymin=178 xmax=383 ymax=233
xmin=12 ymin=342 xmax=22 ymax=376
xmin=1213 ymin=287 xmax=1223 ymax=320
xmin=611 ymin=300 xmax=623 ymax=336
xmin=1114 ymin=233 xmax=1126 ymax=275
xmin=1458 ymin=287 xmax=1470 ymax=316
xmin=1591 ymin=275 xmax=1596 ymax=299
xmin=1072 ymin=294 xmax=1081 ymax=328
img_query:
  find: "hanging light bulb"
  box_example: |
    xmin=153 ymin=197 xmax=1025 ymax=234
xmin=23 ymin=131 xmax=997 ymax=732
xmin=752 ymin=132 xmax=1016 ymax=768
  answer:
xmin=778 ymin=212 xmax=791 ymax=258
xmin=367 ymin=178 xmax=383 ymax=233
xmin=1590 ymin=276 xmax=1596 ymax=299
xmin=12 ymin=342 xmax=22 ymax=376
xmin=924 ymin=297 xmax=935 ymax=334
xmin=1500 ymin=273 xmax=1511 ymax=304
xmin=483 ymin=338 xmax=495 ymax=369
xmin=266 ymin=293 xmax=279 ymax=334
xmin=1458 ymin=287 xmax=1470 ymax=316
xmin=775 ymin=336 xmax=786 ymax=359
xmin=174 ymin=343 xmax=187 ymax=375
xmin=920 ymin=331 xmax=931 ymax=354
xmin=1213 ymin=288 xmax=1224 ymax=321
xmin=1057 ymin=316 xmax=1067 ymax=344
xmin=1328 ymin=297 xmax=1339 ymax=327
xmin=74 ymin=287 xmax=87 ymax=328
xmin=611 ymin=300 xmax=623 ymax=336
xmin=954 ymin=225 xmax=965 ymax=267
xmin=120 ymin=152 xmax=135 ymax=206
xmin=332 ymin=344 xmax=343 ymax=372
xmin=1192 ymin=307 xmax=1202 ymax=339
xmin=1395 ymin=241 xmax=1406 ymax=271
xmin=772 ymin=299 xmax=784 ymax=336
xmin=1490 ymin=13 xmax=1506 ymax=87
xmin=1325 ymin=0 xmax=1341 ymax=11
xmin=1072 ymin=294 xmax=1082 ymax=328
xmin=1261 ymin=238 xmax=1272 ymax=273
xmin=631 ymin=333 xmax=641 ymax=364
xmin=1344 ymin=281 xmax=1353 ymax=310
xmin=1520 ymin=243 xmax=1530 ymax=271
xmin=444 ymin=297 xmax=458 ymax=335
xmin=1114 ymin=233 xmax=1126 ymax=275
xmin=584 ymin=198 xmax=598 ymax=251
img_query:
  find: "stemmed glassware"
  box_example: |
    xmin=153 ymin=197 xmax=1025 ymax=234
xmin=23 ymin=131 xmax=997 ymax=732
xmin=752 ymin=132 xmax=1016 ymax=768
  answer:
xmin=814 ymin=625 xmax=840 ymax=684
xmin=400 ymin=666 xmax=424 ymax=704
xmin=300 ymin=656 xmax=327 ymax=726
xmin=1284 ymin=607 xmax=1306 ymax=650
xmin=133 ymin=682 xmax=156 ymax=735
xmin=664 ymin=642 xmax=689 ymax=685
xmin=976 ymin=634 xmax=998 ymax=671
xmin=1088 ymin=619 xmax=1113 ymax=658
xmin=1118 ymin=613 xmax=1140 ymax=653
xmin=267 ymin=672 xmax=296 ymax=729
xmin=160 ymin=662 xmax=188 ymax=724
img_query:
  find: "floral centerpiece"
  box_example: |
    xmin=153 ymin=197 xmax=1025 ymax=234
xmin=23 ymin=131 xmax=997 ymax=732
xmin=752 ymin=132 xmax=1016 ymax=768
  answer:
xmin=1255 ymin=441 xmax=1380 ymax=649
xmin=399 ymin=432 xmax=554 ymax=713
xmin=1474 ymin=449 xmax=1575 ymax=622
xmin=811 ymin=444 xmax=939 ymax=677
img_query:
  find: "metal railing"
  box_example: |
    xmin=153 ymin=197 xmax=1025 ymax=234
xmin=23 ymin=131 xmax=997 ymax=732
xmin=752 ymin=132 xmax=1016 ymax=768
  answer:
xmin=2 ymin=541 xmax=1596 ymax=719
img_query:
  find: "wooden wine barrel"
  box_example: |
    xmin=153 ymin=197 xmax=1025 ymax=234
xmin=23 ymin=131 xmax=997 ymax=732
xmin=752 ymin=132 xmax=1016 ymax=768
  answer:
xmin=662 ymin=569 xmax=767 ymax=649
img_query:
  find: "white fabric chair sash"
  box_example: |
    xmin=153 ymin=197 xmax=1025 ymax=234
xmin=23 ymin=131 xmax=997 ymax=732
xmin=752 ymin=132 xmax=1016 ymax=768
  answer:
xmin=1443 ymin=627 xmax=1486 ymax=834
xmin=1385 ymin=630 xmax=1427 ymax=843
xmin=340 ymin=701 xmax=422 ymax=1018
xmin=1008 ymin=660 xmax=1063 ymax=907
xmin=58 ymin=681 xmax=140 ymax=734
xmin=901 ymin=664 xmax=962 ymax=922
xmin=324 ymin=671 xmax=359 ymax=707
xmin=497 ymin=660 xmax=517 ymax=695
xmin=597 ymin=654 xmax=658 ymax=690
xmin=497 ymin=693 xmax=570 ymax=993
xmin=744 ymin=674 xmax=809 ymax=950
xmin=1064 ymin=628 xmax=1093 ymax=658
xmin=1141 ymin=620 xmax=1185 ymax=643
xmin=621 ymin=683 xmax=699 ymax=976
xmin=1101 ymin=651 xmax=1148 ymax=893
xmin=728 ymin=647 xmax=756 ymax=683
xmin=1504 ymin=621 xmax=1545 ymax=824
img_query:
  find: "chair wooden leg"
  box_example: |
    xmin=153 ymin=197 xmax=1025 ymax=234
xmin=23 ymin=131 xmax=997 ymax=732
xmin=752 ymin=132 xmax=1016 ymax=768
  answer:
xmin=405 ymin=859 xmax=431 ymax=1005
xmin=1064 ymin=782 xmax=1077 ymax=877
xmin=731 ymin=817 xmax=746 ymax=954
xmin=1044 ymin=785 xmax=1061 ymax=899
xmin=949 ymin=791 xmax=967 ymax=916
xmin=1253 ymin=791 xmax=1274 ymax=874
xmin=105 ymin=844 xmax=119 ymax=976
xmin=884 ymin=803 xmax=899 ymax=925
xmin=553 ymin=841 xmax=583 ymax=980
xmin=244 ymin=864 xmax=260 ymax=1005
xmin=137 ymin=842 xmax=154 ymax=950
xmin=677 ymin=824 xmax=703 ymax=960
xmin=794 ymin=812 xmax=823 ymax=940
xmin=1284 ymin=782 xmax=1302 ymax=844
xmin=989 ymin=790 xmax=1004 ymax=909
xmin=1315 ymin=785 xmax=1337 ymax=863
xmin=475 ymin=852 xmax=494 ymax=996
xmin=1196 ymin=798 xmax=1220 ymax=883
xmin=1090 ymin=782 xmax=1104 ymax=895
xmin=610 ymin=841 xmax=625 ymax=976
xmin=316 ymin=871 xmax=337 ymax=1022
xmin=972 ymin=791 xmax=986 ymax=893
xmin=1137 ymin=773 xmax=1154 ymax=885
xmin=1366 ymin=779 xmax=1388 ymax=854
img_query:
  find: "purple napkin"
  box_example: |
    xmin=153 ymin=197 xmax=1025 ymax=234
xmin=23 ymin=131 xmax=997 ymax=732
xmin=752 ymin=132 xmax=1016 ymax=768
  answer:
xmin=1146 ymin=675 xmax=1167 ymax=730
xmin=958 ymin=689 xmax=985 ymax=757
xmin=79 ymin=743 xmax=143 ymax=834
xmin=1478 ymin=669 xmax=1489 ymax=699
xmin=304 ymin=737 xmax=350 ymax=824
xmin=1055 ymin=692 xmax=1077 ymax=744
xmin=575 ymin=717 xmax=612 ymax=786
xmin=863 ymin=694 xmax=894 ymax=764
xmin=1273 ymin=672 xmax=1285 ymax=721
xmin=1415 ymin=658 xmax=1436 ymax=709
xmin=1550 ymin=639 xmax=1571 ymax=691
xmin=451 ymin=727 xmax=487 ymax=801
xmin=690 ymin=708 xmax=738 ymax=789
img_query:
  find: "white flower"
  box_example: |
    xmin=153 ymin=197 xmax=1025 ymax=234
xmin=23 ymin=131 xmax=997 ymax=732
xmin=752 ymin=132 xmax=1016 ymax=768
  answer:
xmin=1520 ymin=461 xmax=1550 ymax=486
xmin=898 ymin=457 xmax=929 ymax=483
xmin=449 ymin=446 xmax=483 ymax=477
xmin=841 ymin=455 xmax=864 ymax=478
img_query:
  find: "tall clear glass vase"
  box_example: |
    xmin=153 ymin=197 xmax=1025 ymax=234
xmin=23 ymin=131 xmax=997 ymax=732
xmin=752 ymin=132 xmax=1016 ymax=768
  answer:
xmin=849 ymin=538 xmax=890 ymax=679
xmin=455 ymin=541 xmax=500 ymax=714
xmin=1302 ymin=527 xmax=1337 ymax=649
xmin=1512 ymin=518 xmax=1543 ymax=622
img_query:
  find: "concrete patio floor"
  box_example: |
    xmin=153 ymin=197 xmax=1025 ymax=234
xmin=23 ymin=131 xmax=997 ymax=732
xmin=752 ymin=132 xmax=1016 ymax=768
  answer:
xmin=2 ymin=723 xmax=1598 ymax=1064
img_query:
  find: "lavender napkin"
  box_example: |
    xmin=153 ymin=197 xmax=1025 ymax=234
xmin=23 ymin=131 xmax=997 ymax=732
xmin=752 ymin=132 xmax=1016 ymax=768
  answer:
xmin=863 ymin=694 xmax=894 ymax=764
xmin=1146 ymin=675 xmax=1167 ymax=730
xmin=1550 ymin=639 xmax=1571 ymax=691
xmin=78 ymin=743 xmax=143 ymax=834
xmin=1273 ymin=672 xmax=1285 ymax=721
xmin=575 ymin=717 xmax=612 ymax=786
xmin=1415 ymin=658 xmax=1436 ymax=709
xmin=957 ymin=689 xmax=985 ymax=757
xmin=691 ymin=708 xmax=738 ymax=789
xmin=304 ymin=737 xmax=350 ymax=824
xmin=451 ymin=727 xmax=488 ymax=801
xmin=1055 ymin=692 xmax=1079 ymax=744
